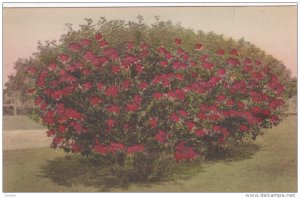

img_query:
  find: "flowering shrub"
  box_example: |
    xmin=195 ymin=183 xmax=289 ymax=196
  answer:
xmin=28 ymin=33 xmax=285 ymax=163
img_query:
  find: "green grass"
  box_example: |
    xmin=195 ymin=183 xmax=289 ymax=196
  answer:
xmin=3 ymin=116 xmax=297 ymax=192
xmin=3 ymin=115 xmax=45 ymax=131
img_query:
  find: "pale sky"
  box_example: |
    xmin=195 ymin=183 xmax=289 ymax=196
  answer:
xmin=3 ymin=6 xmax=297 ymax=83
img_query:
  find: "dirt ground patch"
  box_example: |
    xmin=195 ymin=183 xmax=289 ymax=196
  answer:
xmin=3 ymin=130 xmax=52 ymax=150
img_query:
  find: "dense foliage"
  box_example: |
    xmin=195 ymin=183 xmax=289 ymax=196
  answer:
xmin=27 ymin=28 xmax=286 ymax=164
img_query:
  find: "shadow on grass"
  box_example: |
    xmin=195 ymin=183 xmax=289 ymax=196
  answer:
xmin=39 ymin=155 xmax=134 ymax=191
xmin=39 ymin=143 xmax=260 ymax=191
xmin=206 ymin=143 xmax=260 ymax=163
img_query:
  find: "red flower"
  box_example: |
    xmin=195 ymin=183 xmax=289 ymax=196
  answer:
xmin=212 ymin=125 xmax=221 ymax=132
xmin=94 ymin=144 xmax=110 ymax=155
xmin=110 ymin=142 xmax=125 ymax=151
xmin=195 ymin=129 xmax=206 ymax=137
xmin=150 ymin=117 xmax=158 ymax=128
xmin=122 ymin=79 xmax=131 ymax=90
xmin=216 ymin=95 xmax=226 ymax=101
xmin=209 ymin=114 xmax=221 ymax=121
xmin=135 ymin=64 xmax=144 ymax=73
xmin=158 ymin=47 xmax=167 ymax=54
xmin=27 ymin=66 xmax=37 ymax=74
xmin=216 ymin=49 xmax=225 ymax=55
xmin=188 ymin=61 xmax=196 ymax=67
xmin=80 ymin=39 xmax=92 ymax=46
xmin=126 ymin=103 xmax=140 ymax=112
xmin=65 ymin=109 xmax=83 ymax=120
xmin=261 ymin=109 xmax=271 ymax=116
xmin=97 ymin=83 xmax=104 ymax=90
xmin=133 ymin=95 xmax=142 ymax=103
xmin=40 ymin=102 xmax=48 ymax=110
xmin=83 ymin=51 xmax=96 ymax=61
xmin=194 ymin=43 xmax=203 ymax=50
xmin=82 ymin=69 xmax=91 ymax=75
xmin=58 ymin=125 xmax=67 ymax=133
xmin=111 ymin=65 xmax=121 ymax=74
xmin=92 ymin=56 xmax=109 ymax=67
xmin=103 ymin=48 xmax=119 ymax=60
xmin=237 ymin=101 xmax=245 ymax=110
xmin=95 ymin=33 xmax=103 ymax=40
xmin=121 ymin=55 xmax=138 ymax=69
xmin=209 ymin=76 xmax=222 ymax=85
xmin=46 ymin=130 xmax=55 ymax=137
xmin=174 ymin=38 xmax=182 ymax=45
xmin=89 ymin=97 xmax=102 ymax=105
xmin=268 ymin=98 xmax=284 ymax=109
xmin=44 ymin=89 xmax=52 ymax=97
xmin=162 ymin=80 xmax=171 ymax=87
xmin=202 ymin=62 xmax=214 ymax=70
xmin=255 ymin=60 xmax=262 ymax=65
xmin=140 ymin=49 xmax=149 ymax=57
xmin=243 ymin=65 xmax=252 ymax=73
xmin=48 ymin=63 xmax=57 ymax=72
xmin=127 ymin=42 xmax=134 ymax=50
xmin=227 ymin=57 xmax=240 ymax=66
xmin=152 ymin=75 xmax=161 ymax=84
xmin=106 ymin=118 xmax=116 ymax=129
xmin=105 ymin=86 xmax=119 ymax=97
xmin=217 ymin=68 xmax=226 ymax=76
xmin=70 ymin=121 xmax=84 ymax=132
xmin=174 ymin=73 xmax=184 ymax=81
xmin=251 ymin=72 xmax=264 ymax=81
xmin=34 ymin=96 xmax=43 ymax=106
xmin=71 ymin=143 xmax=81 ymax=153
xmin=218 ymin=137 xmax=225 ymax=144
xmin=154 ymin=130 xmax=168 ymax=143
xmin=43 ymin=110 xmax=55 ymax=125
xmin=160 ymin=61 xmax=168 ymax=67
xmin=68 ymin=42 xmax=82 ymax=52
xmin=106 ymin=105 xmax=121 ymax=113
xmin=127 ymin=144 xmax=145 ymax=154
xmin=82 ymin=82 xmax=92 ymax=90
xmin=177 ymin=48 xmax=184 ymax=54
xmin=165 ymin=52 xmax=173 ymax=60
xmin=200 ymin=54 xmax=209 ymax=61
xmin=168 ymin=89 xmax=186 ymax=100
xmin=270 ymin=115 xmax=278 ymax=123
xmin=59 ymin=54 xmax=70 ymax=62
xmin=139 ymin=81 xmax=148 ymax=90
xmin=239 ymin=124 xmax=248 ymax=132
xmin=53 ymin=137 xmax=64 ymax=145
xmin=179 ymin=110 xmax=189 ymax=117
xmin=197 ymin=113 xmax=207 ymax=120
xmin=226 ymin=99 xmax=234 ymax=106
xmin=185 ymin=121 xmax=196 ymax=131
xmin=183 ymin=53 xmax=190 ymax=62
xmin=153 ymin=92 xmax=164 ymax=100
xmin=230 ymin=49 xmax=238 ymax=56
xmin=140 ymin=42 xmax=148 ymax=50
xmin=174 ymin=143 xmax=197 ymax=162
xmin=172 ymin=61 xmax=181 ymax=70
xmin=244 ymin=58 xmax=252 ymax=65
xmin=99 ymin=40 xmax=108 ymax=47
xmin=170 ymin=113 xmax=180 ymax=122
xmin=251 ymin=106 xmax=262 ymax=114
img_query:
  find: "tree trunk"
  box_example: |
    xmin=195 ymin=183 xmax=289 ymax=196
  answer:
xmin=13 ymin=104 xmax=17 ymax=116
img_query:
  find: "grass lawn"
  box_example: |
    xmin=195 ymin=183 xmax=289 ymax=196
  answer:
xmin=3 ymin=115 xmax=45 ymax=131
xmin=3 ymin=116 xmax=297 ymax=192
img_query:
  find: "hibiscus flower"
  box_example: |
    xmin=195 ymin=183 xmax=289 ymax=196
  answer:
xmin=105 ymin=86 xmax=119 ymax=97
